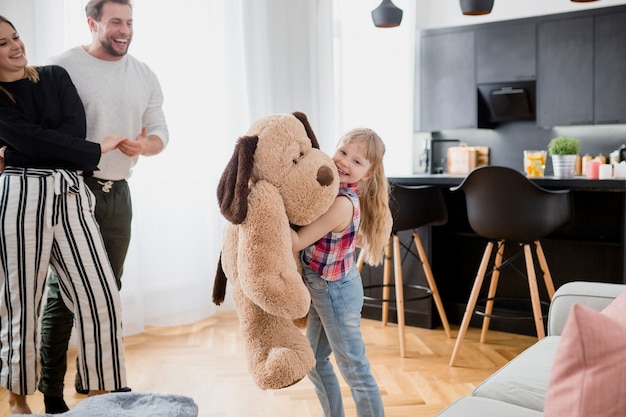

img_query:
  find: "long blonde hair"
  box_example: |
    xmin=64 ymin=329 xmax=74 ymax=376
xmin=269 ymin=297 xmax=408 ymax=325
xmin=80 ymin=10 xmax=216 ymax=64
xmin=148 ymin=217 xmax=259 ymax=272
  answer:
xmin=338 ymin=128 xmax=392 ymax=266
xmin=0 ymin=16 xmax=39 ymax=103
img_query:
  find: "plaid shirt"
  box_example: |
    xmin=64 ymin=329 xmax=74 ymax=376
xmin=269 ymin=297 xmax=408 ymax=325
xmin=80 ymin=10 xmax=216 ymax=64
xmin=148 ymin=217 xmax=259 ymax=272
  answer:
xmin=302 ymin=183 xmax=360 ymax=282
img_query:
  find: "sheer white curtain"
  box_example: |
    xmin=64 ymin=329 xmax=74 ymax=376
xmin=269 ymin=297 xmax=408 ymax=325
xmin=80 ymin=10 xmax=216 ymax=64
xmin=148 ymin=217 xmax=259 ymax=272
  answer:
xmin=0 ymin=0 xmax=337 ymax=334
xmin=120 ymin=0 xmax=248 ymax=332
xmin=241 ymin=0 xmax=336 ymax=150
xmin=126 ymin=0 xmax=335 ymax=331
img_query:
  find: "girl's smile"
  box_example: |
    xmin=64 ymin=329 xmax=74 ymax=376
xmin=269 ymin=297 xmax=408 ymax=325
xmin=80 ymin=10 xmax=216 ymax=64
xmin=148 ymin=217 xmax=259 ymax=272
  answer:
xmin=333 ymin=142 xmax=372 ymax=184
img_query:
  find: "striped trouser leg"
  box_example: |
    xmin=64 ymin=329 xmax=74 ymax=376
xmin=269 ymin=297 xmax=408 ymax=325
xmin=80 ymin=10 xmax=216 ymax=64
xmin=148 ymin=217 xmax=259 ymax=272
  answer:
xmin=0 ymin=171 xmax=58 ymax=394
xmin=49 ymin=174 xmax=126 ymax=392
xmin=0 ymin=169 xmax=126 ymax=394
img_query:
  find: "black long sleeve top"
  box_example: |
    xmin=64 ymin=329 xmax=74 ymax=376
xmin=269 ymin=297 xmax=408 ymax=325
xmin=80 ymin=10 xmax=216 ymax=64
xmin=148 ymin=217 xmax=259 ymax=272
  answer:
xmin=0 ymin=65 xmax=100 ymax=173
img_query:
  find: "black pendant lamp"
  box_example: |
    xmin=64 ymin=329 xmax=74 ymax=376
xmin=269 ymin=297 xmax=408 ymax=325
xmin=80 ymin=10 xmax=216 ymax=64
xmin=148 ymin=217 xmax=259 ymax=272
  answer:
xmin=571 ymin=0 xmax=599 ymax=2
xmin=459 ymin=0 xmax=494 ymax=15
xmin=371 ymin=0 xmax=403 ymax=28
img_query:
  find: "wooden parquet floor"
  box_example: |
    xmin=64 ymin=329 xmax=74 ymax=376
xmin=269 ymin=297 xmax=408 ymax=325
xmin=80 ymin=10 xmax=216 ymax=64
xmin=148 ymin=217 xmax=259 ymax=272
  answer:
xmin=0 ymin=311 xmax=535 ymax=416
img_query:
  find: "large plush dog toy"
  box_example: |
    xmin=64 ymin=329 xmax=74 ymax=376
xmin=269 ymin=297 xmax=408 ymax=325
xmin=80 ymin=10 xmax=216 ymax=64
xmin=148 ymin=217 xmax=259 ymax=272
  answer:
xmin=212 ymin=112 xmax=339 ymax=390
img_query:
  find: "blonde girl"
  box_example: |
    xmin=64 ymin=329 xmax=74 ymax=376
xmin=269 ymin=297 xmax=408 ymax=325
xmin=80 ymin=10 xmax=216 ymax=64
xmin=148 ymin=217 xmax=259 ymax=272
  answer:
xmin=291 ymin=128 xmax=392 ymax=417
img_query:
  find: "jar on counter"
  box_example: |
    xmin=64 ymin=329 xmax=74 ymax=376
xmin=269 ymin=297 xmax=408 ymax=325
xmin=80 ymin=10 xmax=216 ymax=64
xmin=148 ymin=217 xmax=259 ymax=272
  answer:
xmin=581 ymin=154 xmax=593 ymax=176
xmin=587 ymin=159 xmax=602 ymax=180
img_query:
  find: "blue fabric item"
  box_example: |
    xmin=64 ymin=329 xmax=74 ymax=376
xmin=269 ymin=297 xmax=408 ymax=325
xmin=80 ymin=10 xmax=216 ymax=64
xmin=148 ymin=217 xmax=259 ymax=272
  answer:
xmin=11 ymin=393 xmax=198 ymax=417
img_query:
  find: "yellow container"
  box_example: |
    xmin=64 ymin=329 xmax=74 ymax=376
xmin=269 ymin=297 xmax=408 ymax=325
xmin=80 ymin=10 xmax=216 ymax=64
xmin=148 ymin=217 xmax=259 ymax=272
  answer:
xmin=524 ymin=150 xmax=547 ymax=177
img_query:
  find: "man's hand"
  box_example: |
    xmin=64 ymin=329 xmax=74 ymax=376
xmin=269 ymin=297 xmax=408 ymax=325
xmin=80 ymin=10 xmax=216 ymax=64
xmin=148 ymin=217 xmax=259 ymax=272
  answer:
xmin=118 ymin=126 xmax=148 ymax=157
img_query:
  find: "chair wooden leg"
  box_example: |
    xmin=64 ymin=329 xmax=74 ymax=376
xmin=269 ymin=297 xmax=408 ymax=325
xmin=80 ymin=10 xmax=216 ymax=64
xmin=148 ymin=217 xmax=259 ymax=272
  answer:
xmin=524 ymin=244 xmax=546 ymax=339
xmin=534 ymin=241 xmax=556 ymax=300
xmin=480 ymin=240 xmax=505 ymax=343
xmin=392 ymin=235 xmax=407 ymax=357
xmin=381 ymin=236 xmax=393 ymax=326
xmin=450 ymin=242 xmax=494 ymax=367
xmin=413 ymin=231 xmax=451 ymax=338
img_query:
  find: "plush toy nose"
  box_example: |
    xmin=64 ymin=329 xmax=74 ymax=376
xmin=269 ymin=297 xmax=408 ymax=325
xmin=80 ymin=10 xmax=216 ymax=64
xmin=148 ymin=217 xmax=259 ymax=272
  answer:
xmin=317 ymin=165 xmax=335 ymax=186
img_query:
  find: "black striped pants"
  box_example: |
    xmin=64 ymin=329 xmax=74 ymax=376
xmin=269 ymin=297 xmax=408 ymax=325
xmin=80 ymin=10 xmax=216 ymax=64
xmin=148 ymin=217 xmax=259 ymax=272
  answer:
xmin=0 ymin=168 xmax=126 ymax=395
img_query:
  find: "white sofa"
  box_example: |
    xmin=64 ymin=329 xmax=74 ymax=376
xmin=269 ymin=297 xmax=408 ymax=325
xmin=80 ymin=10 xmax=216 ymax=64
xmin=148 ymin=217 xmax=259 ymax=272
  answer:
xmin=435 ymin=281 xmax=626 ymax=417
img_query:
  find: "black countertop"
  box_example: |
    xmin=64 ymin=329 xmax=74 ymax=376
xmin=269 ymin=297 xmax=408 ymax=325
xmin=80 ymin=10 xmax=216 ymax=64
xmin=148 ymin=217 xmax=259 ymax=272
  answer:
xmin=389 ymin=174 xmax=626 ymax=192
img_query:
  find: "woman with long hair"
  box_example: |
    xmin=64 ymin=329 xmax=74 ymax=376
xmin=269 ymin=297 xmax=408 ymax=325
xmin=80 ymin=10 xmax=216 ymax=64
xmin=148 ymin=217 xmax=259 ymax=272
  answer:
xmin=0 ymin=15 xmax=127 ymax=414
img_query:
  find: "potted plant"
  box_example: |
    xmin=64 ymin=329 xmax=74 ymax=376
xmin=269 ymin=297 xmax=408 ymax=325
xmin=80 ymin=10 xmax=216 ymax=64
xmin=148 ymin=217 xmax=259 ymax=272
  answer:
xmin=548 ymin=136 xmax=580 ymax=178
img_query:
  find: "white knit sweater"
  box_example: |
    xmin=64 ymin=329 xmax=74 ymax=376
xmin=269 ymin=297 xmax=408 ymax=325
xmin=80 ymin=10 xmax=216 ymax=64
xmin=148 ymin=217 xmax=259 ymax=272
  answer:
xmin=50 ymin=46 xmax=169 ymax=180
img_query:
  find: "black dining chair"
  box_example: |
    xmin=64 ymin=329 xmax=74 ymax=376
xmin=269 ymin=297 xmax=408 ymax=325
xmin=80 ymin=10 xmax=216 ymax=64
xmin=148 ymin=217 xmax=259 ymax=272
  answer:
xmin=448 ymin=166 xmax=573 ymax=367
xmin=357 ymin=184 xmax=452 ymax=358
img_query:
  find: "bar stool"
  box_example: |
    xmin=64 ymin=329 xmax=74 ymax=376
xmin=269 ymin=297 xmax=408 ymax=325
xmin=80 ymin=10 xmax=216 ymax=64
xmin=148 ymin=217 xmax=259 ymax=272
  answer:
xmin=357 ymin=184 xmax=452 ymax=358
xmin=448 ymin=166 xmax=573 ymax=367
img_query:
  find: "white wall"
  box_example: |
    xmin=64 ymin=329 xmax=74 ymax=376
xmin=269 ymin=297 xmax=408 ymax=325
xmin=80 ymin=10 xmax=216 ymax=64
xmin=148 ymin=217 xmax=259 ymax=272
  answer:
xmin=336 ymin=0 xmax=417 ymax=177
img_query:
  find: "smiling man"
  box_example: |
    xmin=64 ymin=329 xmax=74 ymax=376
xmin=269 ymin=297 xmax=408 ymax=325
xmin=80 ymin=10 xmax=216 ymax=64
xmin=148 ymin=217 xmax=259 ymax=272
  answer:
xmin=38 ymin=0 xmax=169 ymax=413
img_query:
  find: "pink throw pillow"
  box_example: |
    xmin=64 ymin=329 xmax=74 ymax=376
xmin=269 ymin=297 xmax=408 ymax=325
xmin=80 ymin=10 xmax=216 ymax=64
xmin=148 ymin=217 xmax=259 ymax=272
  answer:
xmin=543 ymin=303 xmax=626 ymax=417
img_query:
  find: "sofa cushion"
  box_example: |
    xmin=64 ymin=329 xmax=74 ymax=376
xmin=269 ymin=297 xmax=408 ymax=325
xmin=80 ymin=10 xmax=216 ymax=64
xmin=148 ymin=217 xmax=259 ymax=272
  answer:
xmin=471 ymin=335 xmax=559 ymax=411
xmin=543 ymin=303 xmax=626 ymax=417
xmin=434 ymin=396 xmax=542 ymax=417
xmin=548 ymin=281 xmax=626 ymax=336
xmin=601 ymin=285 xmax=626 ymax=324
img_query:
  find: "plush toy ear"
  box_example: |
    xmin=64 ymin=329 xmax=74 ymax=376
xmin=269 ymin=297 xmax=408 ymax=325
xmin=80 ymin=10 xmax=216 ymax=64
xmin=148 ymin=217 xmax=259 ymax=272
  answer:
xmin=292 ymin=111 xmax=320 ymax=149
xmin=217 ymin=135 xmax=258 ymax=224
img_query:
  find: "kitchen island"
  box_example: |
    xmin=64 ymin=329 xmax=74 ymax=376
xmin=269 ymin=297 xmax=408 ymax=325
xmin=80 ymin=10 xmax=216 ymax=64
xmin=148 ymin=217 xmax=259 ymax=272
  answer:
xmin=360 ymin=173 xmax=626 ymax=335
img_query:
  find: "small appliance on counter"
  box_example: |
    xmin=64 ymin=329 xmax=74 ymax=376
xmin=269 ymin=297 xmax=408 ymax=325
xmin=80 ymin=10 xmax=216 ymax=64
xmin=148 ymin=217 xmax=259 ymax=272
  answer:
xmin=428 ymin=139 xmax=461 ymax=174
xmin=610 ymin=145 xmax=626 ymax=164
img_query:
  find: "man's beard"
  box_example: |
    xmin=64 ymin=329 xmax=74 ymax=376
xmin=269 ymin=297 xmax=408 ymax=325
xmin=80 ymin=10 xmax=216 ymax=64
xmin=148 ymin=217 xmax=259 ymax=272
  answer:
xmin=100 ymin=38 xmax=129 ymax=57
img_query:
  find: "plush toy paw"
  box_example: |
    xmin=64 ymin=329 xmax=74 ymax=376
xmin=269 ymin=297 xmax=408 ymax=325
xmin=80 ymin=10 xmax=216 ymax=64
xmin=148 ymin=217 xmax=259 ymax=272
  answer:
xmin=252 ymin=344 xmax=315 ymax=390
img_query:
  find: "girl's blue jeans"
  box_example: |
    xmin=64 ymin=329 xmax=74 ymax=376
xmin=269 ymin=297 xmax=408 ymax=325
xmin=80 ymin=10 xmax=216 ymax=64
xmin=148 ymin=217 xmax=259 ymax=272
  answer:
xmin=302 ymin=262 xmax=385 ymax=417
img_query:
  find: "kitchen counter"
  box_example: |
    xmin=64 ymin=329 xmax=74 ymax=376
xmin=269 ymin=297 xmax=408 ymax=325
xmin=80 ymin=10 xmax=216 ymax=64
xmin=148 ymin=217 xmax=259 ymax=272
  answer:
xmin=389 ymin=174 xmax=626 ymax=191
xmin=361 ymin=172 xmax=626 ymax=335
